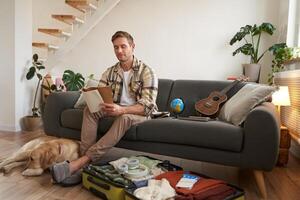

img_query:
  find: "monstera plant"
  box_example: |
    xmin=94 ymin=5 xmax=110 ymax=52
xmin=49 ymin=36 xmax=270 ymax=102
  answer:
xmin=62 ymin=70 xmax=85 ymax=91
xmin=230 ymin=22 xmax=276 ymax=82
xmin=230 ymin=22 xmax=276 ymax=63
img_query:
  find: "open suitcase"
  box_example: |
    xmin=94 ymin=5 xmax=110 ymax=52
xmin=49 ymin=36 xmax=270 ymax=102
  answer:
xmin=82 ymin=156 xmax=244 ymax=200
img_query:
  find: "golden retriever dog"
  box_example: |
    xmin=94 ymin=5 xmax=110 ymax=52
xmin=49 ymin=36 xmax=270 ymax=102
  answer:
xmin=0 ymin=136 xmax=79 ymax=176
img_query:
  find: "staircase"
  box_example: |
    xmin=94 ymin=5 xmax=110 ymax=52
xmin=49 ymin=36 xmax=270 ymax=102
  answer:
xmin=52 ymin=14 xmax=85 ymax=25
xmin=65 ymin=0 xmax=97 ymax=12
xmin=38 ymin=28 xmax=72 ymax=38
xmin=32 ymin=0 xmax=120 ymax=68
xmin=32 ymin=42 xmax=59 ymax=51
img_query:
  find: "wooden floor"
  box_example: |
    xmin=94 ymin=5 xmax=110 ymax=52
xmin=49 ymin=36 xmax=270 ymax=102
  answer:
xmin=0 ymin=130 xmax=300 ymax=200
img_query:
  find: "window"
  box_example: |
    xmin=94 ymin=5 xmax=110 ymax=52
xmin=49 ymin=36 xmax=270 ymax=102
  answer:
xmin=287 ymin=0 xmax=300 ymax=46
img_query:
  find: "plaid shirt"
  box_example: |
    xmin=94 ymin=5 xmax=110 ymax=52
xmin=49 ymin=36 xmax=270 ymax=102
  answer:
xmin=99 ymin=56 xmax=158 ymax=116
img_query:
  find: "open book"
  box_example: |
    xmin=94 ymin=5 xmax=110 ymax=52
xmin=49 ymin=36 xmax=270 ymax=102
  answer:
xmin=82 ymin=87 xmax=113 ymax=113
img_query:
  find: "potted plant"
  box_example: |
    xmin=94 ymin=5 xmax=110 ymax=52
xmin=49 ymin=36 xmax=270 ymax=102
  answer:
xmin=23 ymin=54 xmax=45 ymax=131
xmin=230 ymin=22 xmax=276 ymax=82
xmin=268 ymin=43 xmax=293 ymax=85
xmin=62 ymin=69 xmax=85 ymax=91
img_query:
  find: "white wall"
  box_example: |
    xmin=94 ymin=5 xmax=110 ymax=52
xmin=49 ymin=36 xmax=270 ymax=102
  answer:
xmin=15 ymin=0 xmax=33 ymax=129
xmin=0 ymin=0 xmax=32 ymax=131
xmin=0 ymin=0 xmax=15 ymax=131
xmin=33 ymin=0 xmax=288 ymax=82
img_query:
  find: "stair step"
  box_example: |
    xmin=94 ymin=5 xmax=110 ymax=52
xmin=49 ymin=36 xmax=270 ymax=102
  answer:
xmin=32 ymin=42 xmax=59 ymax=50
xmin=52 ymin=14 xmax=84 ymax=25
xmin=65 ymin=0 xmax=97 ymax=13
xmin=38 ymin=28 xmax=72 ymax=38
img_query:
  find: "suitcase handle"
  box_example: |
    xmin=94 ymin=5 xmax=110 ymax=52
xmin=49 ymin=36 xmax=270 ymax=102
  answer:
xmin=87 ymin=176 xmax=110 ymax=190
xmin=90 ymin=187 xmax=108 ymax=200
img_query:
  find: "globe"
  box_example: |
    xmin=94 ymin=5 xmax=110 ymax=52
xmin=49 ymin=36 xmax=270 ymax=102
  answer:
xmin=170 ymin=98 xmax=184 ymax=114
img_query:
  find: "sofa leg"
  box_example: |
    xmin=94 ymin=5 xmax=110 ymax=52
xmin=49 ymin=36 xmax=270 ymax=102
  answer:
xmin=253 ymin=170 xmax=267 ymax=199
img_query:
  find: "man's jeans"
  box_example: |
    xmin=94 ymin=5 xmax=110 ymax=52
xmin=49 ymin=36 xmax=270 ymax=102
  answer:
xmin=80 ymin=107 xmax=148 ymax=161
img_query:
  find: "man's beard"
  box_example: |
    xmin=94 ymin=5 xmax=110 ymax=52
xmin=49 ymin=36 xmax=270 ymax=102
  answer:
xmin=118 ymin=55 xmax=130 ymax=62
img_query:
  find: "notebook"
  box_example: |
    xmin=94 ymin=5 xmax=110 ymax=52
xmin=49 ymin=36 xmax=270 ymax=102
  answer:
xmin=82 ymin=86 xmax=113 ymax=113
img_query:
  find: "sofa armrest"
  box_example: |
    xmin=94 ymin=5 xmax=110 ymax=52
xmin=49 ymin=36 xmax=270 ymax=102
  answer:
xmin=241 ymin=102 xmax=280 ymax=171
xmin=43 ymin=91 xmax=80 ymax=137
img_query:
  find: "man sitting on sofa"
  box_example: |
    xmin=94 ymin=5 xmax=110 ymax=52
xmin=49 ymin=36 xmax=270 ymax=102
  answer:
xmin=50 ymin=31 xmax=158 ymax=185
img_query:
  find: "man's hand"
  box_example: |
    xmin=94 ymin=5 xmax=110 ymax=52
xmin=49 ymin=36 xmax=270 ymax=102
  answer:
xmin=101 ymin=103 xmax=125 ymax=116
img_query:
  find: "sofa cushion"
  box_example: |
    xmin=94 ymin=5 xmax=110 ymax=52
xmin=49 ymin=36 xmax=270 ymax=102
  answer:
xmin=219 ymin=83 xmax=277 ymax=126
xmin=60 ymin=109 xmax=136 ymax=140
xmin=61 ymin=109 xmax=83 ymax=130
xmin=137 ymin=118 xmax=243 ymax=152
xmin=156 ymin=79 xmax=173 ymax=111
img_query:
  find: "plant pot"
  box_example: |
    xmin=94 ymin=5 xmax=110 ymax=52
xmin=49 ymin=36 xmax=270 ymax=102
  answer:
xmin=22 ymin=116 xmax=42 ymax=131
xmin=242 ymin=63 xmax=261 ymax=83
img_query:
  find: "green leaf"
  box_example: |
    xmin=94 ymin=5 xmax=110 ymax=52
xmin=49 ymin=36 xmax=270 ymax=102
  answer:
xmin=251 ymin=24 xmax=260 ymax=36
xmin=37 ymin=66 xmax=45 ymax=70
xmin=30 ymin=66 xmax=36 ymax=72
xmin=259 ymin=22 xmax=276 ymax=35
xmin=62 ymin=70 xmax=85 ymax=91
xmin=37 ymin=73 xmax=42 ymax=80
xmin=63 ymin=70 xmax=75 ymax=77
xmin=33 ymin=54 xmax=38 ymax=62
xmin=269 ymin=43 xmax=287 ymax=54
xmin=232 ymin=43 xmax=253 ymax=56
xmin=229 ymin=25 xmax=252 ymax=45
xmin=26 ymin=67 xmax=36 ymax=80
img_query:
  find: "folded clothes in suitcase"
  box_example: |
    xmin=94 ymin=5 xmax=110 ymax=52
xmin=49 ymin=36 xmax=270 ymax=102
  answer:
xmin=82 ymin=155 xmax=182 ymax=200
xmin=124 ymin=171 xmax=245 ymax=200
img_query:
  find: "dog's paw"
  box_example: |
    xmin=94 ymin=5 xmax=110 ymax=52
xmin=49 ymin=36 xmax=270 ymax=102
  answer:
xmin=22 ymin=168 xmax=43 ymax=176
xmin=3 ymin=166 xmax=11 ymax=174
xmin=21 ymin=169 xmax=31 ymax=176
xmin=0 ymin=164 xmax=5 ymax=170
xmin=0 ymin=165 xmax=5 ymax=173
xmin=0 ymin=157 xmax=5 ymax=163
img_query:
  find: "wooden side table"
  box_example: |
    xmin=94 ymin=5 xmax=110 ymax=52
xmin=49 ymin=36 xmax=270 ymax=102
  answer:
xmin=277 ymin=126 xmax=291 ymax=166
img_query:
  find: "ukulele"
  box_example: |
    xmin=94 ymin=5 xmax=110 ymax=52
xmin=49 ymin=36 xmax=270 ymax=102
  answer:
xmin=195 ymin=77 xmax=247 ymax=117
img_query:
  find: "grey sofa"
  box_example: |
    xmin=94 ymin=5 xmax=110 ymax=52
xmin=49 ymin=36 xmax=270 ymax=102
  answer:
xmin=43 ymin=79 xmax=280 ymax=171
